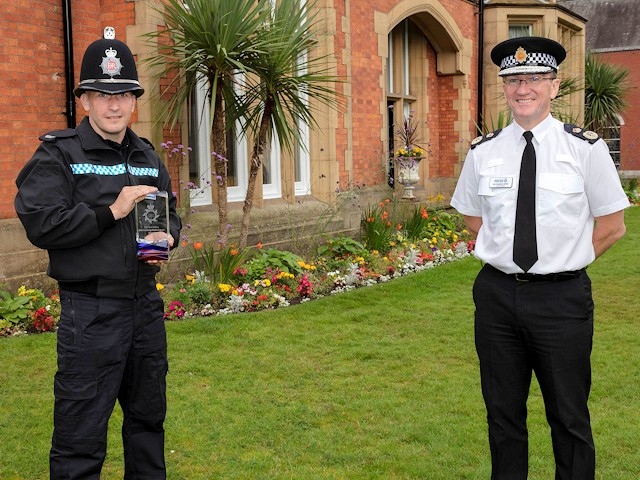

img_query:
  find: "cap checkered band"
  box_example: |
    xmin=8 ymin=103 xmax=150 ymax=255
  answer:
xmin=500 ymin=52 xmax=558 ymax=71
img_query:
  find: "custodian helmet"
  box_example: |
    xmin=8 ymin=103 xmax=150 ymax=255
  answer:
xmin=74 ymin=33 xmax=144 ymax=98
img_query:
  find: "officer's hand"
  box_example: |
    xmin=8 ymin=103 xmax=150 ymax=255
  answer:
xmin=144 ymin=233 xmax=175 ymax=265
xmin=109 ymin=185 xmax=159 ymax=220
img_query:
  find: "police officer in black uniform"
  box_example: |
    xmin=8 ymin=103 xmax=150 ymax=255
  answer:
xmin=15 ymin=29 xmax=181 ymax=479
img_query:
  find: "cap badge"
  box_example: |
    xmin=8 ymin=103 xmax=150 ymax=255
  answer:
xmin=514 ymin=47 xmax=528 ymax=64
xmin=100 ymin=47 xmax=123 ymax=78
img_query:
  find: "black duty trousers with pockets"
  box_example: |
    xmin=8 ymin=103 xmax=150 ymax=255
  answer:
xmin=473 ymin=264 xmax=595 ymax=480
xmin=50 ymin=289 xmax=168 ymax=480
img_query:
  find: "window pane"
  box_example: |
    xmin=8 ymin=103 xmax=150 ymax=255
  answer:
xmin=509 ymin=25 xmax=532 ymax=38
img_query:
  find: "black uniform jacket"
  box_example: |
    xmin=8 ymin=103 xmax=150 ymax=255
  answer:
xmin=15 ymin=117 xmax=182 ymax=298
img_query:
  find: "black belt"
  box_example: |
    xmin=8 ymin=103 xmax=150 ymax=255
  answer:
xmin=487 ymin=264 xmax=585 ymax=282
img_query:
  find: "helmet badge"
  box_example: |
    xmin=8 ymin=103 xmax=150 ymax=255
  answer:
xmin=100 ymin=47 xmax=123 ymax=78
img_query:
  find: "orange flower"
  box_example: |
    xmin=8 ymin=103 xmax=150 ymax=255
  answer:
xmin=181 ymin=240 xmax=188 ymax=247
xmin=397 ymin=224 xmax=403 ymax=230
xmin=257 ymin=242 xmax=263 ymax=249
xmin=230 ymin=249 xmax=239 ymax=256
xmin=193 ymin=241 xmax=203 ymax=250
xmin=421 ymin=208 xmax=428 ymax=219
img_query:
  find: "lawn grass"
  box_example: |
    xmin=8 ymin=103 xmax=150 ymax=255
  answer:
xmin=1 ymin=207 xmax=638 ymax=479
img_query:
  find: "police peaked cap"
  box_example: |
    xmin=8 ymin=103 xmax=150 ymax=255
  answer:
xmin=491 ymin=36 xmax=566 ymax=77
xmin=74 ymin=38 xmax=144 ymax=98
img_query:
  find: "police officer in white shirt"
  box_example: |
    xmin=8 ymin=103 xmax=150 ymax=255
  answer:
xmin=451 ymin=36 xmax=630 ymax=480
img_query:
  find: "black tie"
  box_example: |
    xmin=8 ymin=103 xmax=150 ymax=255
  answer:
xmin=513 ymin=131 xmax=538 ymax=272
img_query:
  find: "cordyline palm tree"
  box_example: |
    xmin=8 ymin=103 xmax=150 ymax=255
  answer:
xmin=143 ymin=0 xmax=271 ymax=247
xmin=584 ymin=50 xmax=629 ymax=137
xmin=236 ymin=0 xmax=341 ymax=248
xmin=144 ymin=0 xmax=341 ymax=249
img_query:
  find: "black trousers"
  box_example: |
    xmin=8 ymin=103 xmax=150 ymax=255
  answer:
xmin=50 ymin=289 xmax=168 ymax=480
xmin=473 ymin=265 xmax=595 ymax=480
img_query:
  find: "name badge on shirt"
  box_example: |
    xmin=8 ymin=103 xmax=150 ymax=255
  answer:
xmin=489 ymin=176 xmax=513 ymax=188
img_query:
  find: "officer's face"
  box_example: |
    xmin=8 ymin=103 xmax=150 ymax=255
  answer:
xmin=502 ymin=73 xmax=560 ymax=131
xmin=80 ymin=91 xmax=136 ymax=143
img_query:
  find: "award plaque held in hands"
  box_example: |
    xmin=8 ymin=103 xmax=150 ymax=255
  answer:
xmin=135 ymin=191 xmax=170 ymax=261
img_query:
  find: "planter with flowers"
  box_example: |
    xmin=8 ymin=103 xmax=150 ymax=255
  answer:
xmin=393 ymin=114 xmax=428 ymax=200
xmin=394 ymin=146 xmax=425 ymax=200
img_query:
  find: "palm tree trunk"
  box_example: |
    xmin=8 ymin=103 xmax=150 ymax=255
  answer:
xmin=212 ymin=83 xmax=230 ymax=246
xmin=238 ymin=101 xmax=273 ymax=249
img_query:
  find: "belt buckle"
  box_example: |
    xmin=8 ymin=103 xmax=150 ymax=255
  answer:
xmin=514 ymin=272 xmax=530 ymax=282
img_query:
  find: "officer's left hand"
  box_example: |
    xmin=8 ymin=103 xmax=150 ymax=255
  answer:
xmin=143 ymin=233 xmax=175 ymax=265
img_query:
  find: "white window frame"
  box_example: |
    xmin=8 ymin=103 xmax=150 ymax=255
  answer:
xmin=190 ymin=74 xmax=248 ymax=206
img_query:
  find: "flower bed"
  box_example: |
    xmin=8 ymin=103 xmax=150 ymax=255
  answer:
xmin=0 ymin=286 xmax=60 ymax=337
xmin=1 ymin=201 xmax=474 ymax=335
xmin=158 ymin=202 xmax=474 ymax=319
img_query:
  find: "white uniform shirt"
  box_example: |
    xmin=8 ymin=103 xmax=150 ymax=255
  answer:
xmin=451 ymin=115 xmax=630 ymax=274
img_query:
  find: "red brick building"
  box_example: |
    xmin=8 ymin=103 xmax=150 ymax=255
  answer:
xmin=0 ymin=0 xmax=587 ymax=288
xmin=559 ymin=0 xmax=640 ymax=173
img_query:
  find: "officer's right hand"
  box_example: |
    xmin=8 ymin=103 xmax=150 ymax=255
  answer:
xmin=109 ymin=185 xmax=159 ymax=220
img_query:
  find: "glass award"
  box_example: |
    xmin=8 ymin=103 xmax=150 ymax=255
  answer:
xmin=135 ymin=191 xmax=170 ymax=261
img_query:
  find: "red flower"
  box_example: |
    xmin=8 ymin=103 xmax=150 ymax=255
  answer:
xmin=297 ymin=274 xmax=313 ymax=298
xmin=32 ymin=307 xmax=56 ymax=333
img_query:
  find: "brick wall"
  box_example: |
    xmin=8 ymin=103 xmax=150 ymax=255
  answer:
xmin=336 ymin=0 xmax=478 ymax=192
xmin=599 ymin=50 xmax=640 ymax=171
xmin=2 ymin=0 xmax=184 ymax=222
xmin=2 ymin=0 xmax=68 ymax=219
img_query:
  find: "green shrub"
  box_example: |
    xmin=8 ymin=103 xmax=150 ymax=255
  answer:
xmin=186 ymin=241 xmax=252 ymax=284
xmin=403 ymin=205 xmax=430 ymax=240
xmin=245 ymin=249 xmax=304 ymax=279
xmin=361 ymin=202 xmax=395 ymax=253
xmin=317 ymin=235 xmax=367 ymax=259
xmin=0 ymin=291 xmax=32 ymax=326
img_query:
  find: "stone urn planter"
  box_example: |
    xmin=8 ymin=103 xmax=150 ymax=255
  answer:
xmin=395 ymin=157 xmax=422 ymax=200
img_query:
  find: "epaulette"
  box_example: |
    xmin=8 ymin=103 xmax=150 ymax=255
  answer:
xmin=39 ymin=129 xmax=77 ymax=142
xmin=564 ymin=124 xmax=599 ymax=144
xmin=470 ymin=129 xmax=502 ymax=149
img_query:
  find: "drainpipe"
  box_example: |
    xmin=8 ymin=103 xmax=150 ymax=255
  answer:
xmin=62 ymin=0 xmax=76 ymax=127
xmin=477 ymin=0 xmax=484 ymax=131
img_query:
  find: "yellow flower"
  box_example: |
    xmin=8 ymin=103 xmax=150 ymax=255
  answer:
xmin=17 ymin=285 xmax=27 ymax=296
xmin=219 ymin=283 xmax=232 ymax=293
xmin=156 ymin=283 xmax=164 ymax=291
xmin=185 ymin=274 xmax=195 ymax=283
